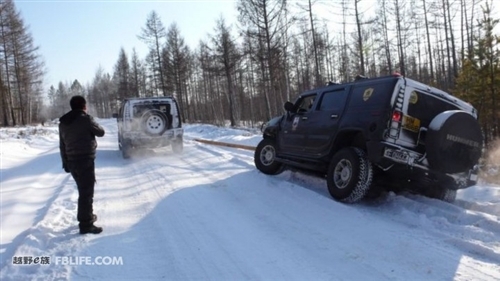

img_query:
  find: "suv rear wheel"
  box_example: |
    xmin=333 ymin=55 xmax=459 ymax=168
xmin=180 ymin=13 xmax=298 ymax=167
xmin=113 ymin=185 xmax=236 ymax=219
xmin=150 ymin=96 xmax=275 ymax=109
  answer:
xmin=327 ymin=147 xmax=373 ymax=203
xmin=435 ymin=188 xmax=457 ymax=203
xmin=171 ymin=137 xmax=183 ymax=154
xmin=254 ymin=138 xmax=284 ymax=175
xmin=121 ymin=142 xmax=132 ymax=159
xmin=425 ymin=177 xmax=458 ymax=202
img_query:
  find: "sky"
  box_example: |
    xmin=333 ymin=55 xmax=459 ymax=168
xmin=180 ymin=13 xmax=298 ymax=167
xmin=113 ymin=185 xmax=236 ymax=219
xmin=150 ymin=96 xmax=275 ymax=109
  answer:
xmin=13 ymin=0 xmax=500 ymax=93
xmin=1 ymin=119 xmax=500 ymax=280
xmin=14 ymin=0 xmax=239 ymax=90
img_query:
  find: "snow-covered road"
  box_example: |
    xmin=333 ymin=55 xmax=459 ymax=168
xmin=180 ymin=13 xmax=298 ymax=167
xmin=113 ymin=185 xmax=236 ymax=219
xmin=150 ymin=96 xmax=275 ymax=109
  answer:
xmin=1 ymin=119 xmax=500 ymax=280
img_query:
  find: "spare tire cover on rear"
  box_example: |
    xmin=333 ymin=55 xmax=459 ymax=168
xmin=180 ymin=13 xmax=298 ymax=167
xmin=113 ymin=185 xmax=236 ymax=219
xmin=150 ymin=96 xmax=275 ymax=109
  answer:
xmin=141 ymin=110 xmax=169 ymax=136
xmin=426 ymin=110 xmax=483 ymax=174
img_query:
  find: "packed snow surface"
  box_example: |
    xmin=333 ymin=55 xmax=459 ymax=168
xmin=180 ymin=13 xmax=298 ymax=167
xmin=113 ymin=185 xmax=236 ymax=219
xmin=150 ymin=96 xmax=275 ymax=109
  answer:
xmin=1 ymin=119 xmax=500 ymax=280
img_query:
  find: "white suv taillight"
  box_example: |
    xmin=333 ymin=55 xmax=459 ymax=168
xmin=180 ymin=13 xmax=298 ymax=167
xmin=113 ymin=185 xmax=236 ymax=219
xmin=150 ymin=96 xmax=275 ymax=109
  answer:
xmin=123 ymin=103 xmax=131 ymax=131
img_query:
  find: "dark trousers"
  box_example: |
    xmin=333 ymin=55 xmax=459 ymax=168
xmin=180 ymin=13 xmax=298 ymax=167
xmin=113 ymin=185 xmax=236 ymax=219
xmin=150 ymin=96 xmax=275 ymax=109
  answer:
xmin=68 ymin=159 xmax=95 ymax=228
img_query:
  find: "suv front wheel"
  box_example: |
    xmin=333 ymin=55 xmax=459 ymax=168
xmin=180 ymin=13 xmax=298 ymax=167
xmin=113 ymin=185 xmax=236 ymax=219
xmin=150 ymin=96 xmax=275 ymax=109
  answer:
xmin=327 ymin=147 xmax=373 ymax=203
xmin=254 ymin=138 xmax=284 ymax=175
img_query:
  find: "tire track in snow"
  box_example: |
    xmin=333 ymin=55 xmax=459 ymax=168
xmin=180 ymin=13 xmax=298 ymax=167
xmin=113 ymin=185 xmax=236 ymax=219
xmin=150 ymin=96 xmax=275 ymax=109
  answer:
xmin=362 ymin=193 xmax=500 ymax=273
xmin=0 ymin=172 xmax=91 ymax=281
xmin=175 ymin=145 xmax=433 ymax=280
xmin=266 ymin=163 xmax=500 ymax=270
xmin=152 ymin=143 xmax=314 ymax=280
xmin=73 ymin=142 xmax=257 ymax=280
xmin=186 ymin=139 xmax=255 ymax=170
xmin=249 ymin=165 xmax=500 ymax=279
xmin=454 ymin=198 xmax=500 ymax=219
xmin=71 ymin=147 xmax=183 ymax=279
xmin=195 ymin=138 xmax=500 ymax=277
xmin=285 ymin=179 xmax=500 ymax=279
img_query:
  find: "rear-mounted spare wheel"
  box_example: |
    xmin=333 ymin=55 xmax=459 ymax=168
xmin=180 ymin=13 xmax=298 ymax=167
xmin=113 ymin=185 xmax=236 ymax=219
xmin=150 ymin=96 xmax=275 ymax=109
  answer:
xmin=141 ymin=110 xmax=169 ymax=136
xmin=426 ymin=110 xmax=483 ymax=174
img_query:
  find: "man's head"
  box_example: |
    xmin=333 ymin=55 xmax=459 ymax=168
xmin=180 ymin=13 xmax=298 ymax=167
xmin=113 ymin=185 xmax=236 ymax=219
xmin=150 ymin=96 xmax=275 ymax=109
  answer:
xmin=70 ymin=95 xmax=87 ymax=111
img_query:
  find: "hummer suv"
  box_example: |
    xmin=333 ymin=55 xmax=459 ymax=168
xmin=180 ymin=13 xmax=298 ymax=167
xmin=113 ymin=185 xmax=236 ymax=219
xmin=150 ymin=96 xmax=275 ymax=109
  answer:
xmin=114 ymin=97 xmax=183 ymax=159
xmin=254 ymin=75 xmax=483 ymax=203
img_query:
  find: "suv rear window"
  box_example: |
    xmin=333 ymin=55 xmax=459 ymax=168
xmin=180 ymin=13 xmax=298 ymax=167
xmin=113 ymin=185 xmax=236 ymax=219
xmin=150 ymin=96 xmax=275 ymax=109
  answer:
xmin=407 ymin=91 xmax=460 ymax=128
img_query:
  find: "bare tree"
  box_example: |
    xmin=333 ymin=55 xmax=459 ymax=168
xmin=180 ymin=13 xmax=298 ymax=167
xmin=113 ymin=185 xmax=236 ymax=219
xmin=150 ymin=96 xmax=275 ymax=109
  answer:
xmin=422 ymin=0 xmax=435 ymax=81
xmin=138 ymin=11 xmax=167 ymax=96
xmin=164 ymin=22 xmax=191 ymax=121
xmin=113 ymin=47 xmax=131 ymax=101
xmin=88 ymin=67 xmax=115 ymax=118
xmin=211 ymin=16 xmax=241 ymax=127
xmin=0 ymin=0 xmax=18 ymax=126
xmin=354 ymin=0 xmax=366 ymax=76
xmin=237 ymin=0 xmax=287 ymax=119
xmin=0 ymin=0 xmax=44 ymax=126
xmin=129 ymin=48 xmax=142 ymax=97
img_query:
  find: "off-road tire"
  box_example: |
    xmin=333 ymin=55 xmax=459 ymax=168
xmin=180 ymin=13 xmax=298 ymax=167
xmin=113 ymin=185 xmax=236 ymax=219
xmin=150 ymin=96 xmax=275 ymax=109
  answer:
xmin=118 ymin=139 xmax=134 ymax=159
xmin=427 ymin=187 xmax=457 ymax=203
xmin=171 ymin=137 xmax=183 ymax=154
xmin=121 ymin=145 xmax=132 ymax=159
xmin=327 ymin=147 xmax=373 ymax=203
xmin=425 ymin=177 xmax=458 ymax=203
xmin=440 ymin=189 xmax=457 ymax=203
xmin=254 ymin=138 xmax=284 ymax=175
xmin=118 ymin=134 xmax=122 ymax=151
xmin=141 ymin=110 xmax=169 ymax=136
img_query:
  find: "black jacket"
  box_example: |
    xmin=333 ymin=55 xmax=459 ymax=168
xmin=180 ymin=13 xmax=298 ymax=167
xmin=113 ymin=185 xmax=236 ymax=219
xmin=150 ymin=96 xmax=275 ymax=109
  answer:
xmin=59 ymin=110 xmax=105 ymax=166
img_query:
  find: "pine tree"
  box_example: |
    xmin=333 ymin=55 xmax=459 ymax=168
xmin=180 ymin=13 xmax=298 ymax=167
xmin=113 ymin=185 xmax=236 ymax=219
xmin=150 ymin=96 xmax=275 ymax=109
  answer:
xmin=114 ymin=47 xmax=131 ymax=101
xmin=455 ymin=2 xmax=500 ymax=143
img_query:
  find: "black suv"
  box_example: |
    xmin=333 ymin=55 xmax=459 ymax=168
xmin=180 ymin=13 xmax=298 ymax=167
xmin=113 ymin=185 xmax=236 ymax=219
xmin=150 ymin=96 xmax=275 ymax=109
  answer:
xmin=114 ymin=97 xmax=183 ymax=158
xmin=254 ymin=75 xmax=483 ymax=203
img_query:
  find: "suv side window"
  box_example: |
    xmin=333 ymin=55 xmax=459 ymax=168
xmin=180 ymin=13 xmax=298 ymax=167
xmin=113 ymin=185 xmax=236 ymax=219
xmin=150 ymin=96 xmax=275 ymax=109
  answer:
xmin=318 ymin=89 xmax=347 ymax=111
xmin=296 ymin=94 xmax=317 ymax=113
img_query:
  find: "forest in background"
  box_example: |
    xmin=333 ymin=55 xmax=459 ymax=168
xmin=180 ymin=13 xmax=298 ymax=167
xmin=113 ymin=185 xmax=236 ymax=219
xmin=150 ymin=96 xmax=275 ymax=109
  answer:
xmin=1 ymin=0 xmax=500 ymax=143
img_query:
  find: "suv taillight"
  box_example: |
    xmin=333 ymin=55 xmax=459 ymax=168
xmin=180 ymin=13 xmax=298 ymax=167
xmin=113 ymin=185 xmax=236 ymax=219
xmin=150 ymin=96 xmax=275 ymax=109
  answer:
xmin=388 ymin=110 xmax=403 ymax=139
xmin=392 ymin=111 xmax=402 ymax=122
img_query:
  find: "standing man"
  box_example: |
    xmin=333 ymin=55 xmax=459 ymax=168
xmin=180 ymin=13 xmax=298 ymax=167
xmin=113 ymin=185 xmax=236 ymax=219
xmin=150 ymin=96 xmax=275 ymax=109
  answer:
xmin=59 ymin=95 xmax=105 ymax=234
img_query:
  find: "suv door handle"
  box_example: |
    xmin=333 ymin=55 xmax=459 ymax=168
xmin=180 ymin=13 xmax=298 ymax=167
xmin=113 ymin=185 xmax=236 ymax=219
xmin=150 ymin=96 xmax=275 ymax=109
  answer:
xmin=301 ymin=116 xmax=308 ymax=120
xmin=331 ymin=114 xmax=339 ymax=118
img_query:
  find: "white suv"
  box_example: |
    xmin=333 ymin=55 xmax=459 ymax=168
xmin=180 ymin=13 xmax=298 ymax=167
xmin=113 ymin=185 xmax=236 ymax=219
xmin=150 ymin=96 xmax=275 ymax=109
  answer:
xmin=113 ymin=97 xmax=183 ymax=158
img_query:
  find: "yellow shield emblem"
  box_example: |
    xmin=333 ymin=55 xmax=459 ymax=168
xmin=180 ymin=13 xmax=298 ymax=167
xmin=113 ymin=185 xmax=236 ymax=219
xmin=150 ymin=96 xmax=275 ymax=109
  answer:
xmin=409 ymin=91 xmax=418 ymax=104
xmin=363 ymin=88 xmax=374 ymax=101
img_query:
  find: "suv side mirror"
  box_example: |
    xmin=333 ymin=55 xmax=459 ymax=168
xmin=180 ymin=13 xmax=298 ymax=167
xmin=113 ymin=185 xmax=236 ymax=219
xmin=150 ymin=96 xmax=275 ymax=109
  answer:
xmin=284 ymin=101 xmax=294 ymax=112
xmin=112 ymin=113 xmax=118 ymax=118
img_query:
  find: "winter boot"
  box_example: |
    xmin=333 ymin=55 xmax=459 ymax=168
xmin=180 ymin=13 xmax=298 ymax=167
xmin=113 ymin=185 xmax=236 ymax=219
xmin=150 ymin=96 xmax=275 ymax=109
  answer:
xmin=80 ymin=224 xmax=103 ymax=235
